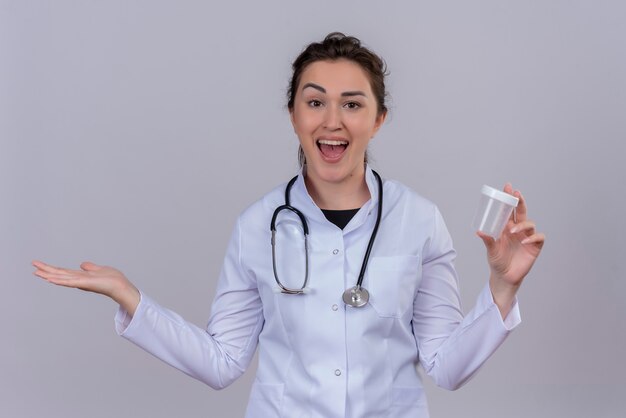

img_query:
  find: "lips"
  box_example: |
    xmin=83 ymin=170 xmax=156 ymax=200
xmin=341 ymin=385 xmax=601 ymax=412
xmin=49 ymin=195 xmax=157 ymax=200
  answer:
xmin=317 ymin=139 xmax=348 ymax=161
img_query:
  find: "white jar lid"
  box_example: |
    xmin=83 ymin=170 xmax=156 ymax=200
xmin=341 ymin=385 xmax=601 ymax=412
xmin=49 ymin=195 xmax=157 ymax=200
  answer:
xmin=481 ymin=185 xmax=519 ymax=207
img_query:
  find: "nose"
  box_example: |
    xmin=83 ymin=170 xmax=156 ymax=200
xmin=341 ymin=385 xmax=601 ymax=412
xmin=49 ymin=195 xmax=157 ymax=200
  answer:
xmin=323 ymin=105 xmax=342 ymax=130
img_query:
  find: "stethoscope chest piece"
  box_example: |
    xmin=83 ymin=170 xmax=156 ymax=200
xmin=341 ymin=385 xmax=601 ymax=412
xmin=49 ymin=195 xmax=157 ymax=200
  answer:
xmin=342 ymin=286 xmax=370 ymax=308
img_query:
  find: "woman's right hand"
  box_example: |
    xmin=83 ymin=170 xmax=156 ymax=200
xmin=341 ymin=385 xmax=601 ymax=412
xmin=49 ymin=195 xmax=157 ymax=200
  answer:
xmin=32 ymin=260 xmax=140 ymax=316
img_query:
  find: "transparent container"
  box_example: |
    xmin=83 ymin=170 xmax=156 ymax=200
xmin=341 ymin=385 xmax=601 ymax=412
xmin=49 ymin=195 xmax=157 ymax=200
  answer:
xmin=472 ymin=185 xmax=519 ymax=238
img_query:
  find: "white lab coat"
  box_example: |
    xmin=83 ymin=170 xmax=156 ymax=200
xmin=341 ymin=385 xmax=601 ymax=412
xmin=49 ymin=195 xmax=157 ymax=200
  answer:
xmin=115 ymin=166 xmax=520 ymax=417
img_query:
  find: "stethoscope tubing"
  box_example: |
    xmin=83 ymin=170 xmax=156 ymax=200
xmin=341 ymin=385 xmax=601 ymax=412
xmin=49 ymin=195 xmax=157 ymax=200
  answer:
xmin=270 ymin=170 xmax=383 ymax=305
xmin=354 ymin=170 xmax=383 ymax=289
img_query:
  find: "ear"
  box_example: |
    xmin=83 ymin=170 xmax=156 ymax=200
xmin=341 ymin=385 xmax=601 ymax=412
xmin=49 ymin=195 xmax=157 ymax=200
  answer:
xmin=372 ymin=110 xmax=387 ymax=136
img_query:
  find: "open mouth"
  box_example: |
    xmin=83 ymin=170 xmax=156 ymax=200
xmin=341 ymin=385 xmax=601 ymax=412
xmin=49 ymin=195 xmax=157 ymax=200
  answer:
xmin=317 ymin=139 xmax=348 ymax=161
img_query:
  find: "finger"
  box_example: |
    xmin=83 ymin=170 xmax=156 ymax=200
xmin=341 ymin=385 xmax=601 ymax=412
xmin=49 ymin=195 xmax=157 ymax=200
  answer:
xmin=35 ymin=271 xmax=88 ymax=289
xmin=80 ymin=261 xmax=102 ymax=272
xmin=33 ymin=269 xmax=52 ymax=281
xmin=32 ymin=260 xmax=54 ymax=270
xmin=521 ymin=232 xmax=546 ymax=247
xmin=45 ymin=275 xmax=86 ymax=289
xmin=509 ymin=220 xmax=536 ymax=235
xmin=476 ymin=231 xmax=497 ymax=252
xmin=514 ymin=191 xmax=527 ymax=223
xmin=32 ymin=260 xmax=74 ymax=275
xmin=501 ymin=183 xmax=524 ymax=224
xmin=34 ymin=269 xmax=81 ymax=281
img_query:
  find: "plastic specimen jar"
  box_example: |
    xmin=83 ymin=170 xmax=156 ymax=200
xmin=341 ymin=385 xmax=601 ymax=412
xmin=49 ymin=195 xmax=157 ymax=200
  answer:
xmin=472 ymin=185 xmax=519 ymax=238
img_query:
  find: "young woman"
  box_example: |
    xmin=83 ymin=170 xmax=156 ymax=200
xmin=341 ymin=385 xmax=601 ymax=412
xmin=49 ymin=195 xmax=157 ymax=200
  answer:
xmin=33 ymin=33 xmax=545 ymax=417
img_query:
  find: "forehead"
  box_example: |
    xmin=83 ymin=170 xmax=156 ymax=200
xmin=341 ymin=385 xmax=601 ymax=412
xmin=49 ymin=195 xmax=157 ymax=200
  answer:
xmin=298 ymin=59 xmax=373 ymax=93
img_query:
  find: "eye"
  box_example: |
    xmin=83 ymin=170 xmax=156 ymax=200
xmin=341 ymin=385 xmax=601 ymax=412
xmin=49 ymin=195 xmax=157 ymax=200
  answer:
xmin=344 ymin=101 xmax=361 ymax=110
xmin=308 ymin=99 xmax=323 ymax=108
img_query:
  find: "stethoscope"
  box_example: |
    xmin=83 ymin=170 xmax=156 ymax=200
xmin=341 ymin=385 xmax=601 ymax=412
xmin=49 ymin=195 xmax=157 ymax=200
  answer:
xmin=270 ymin=170 xmax=383 ymax=308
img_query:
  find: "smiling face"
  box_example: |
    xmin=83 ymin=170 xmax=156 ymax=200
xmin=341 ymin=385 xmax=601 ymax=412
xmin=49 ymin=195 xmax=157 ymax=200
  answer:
xmin=290 ymin=59 xmax=386 ymax=188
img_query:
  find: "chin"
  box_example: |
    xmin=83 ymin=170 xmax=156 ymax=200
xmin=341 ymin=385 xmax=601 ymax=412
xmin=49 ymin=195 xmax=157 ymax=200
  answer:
xmin=309 ymin=160 xmax=361 ymax=184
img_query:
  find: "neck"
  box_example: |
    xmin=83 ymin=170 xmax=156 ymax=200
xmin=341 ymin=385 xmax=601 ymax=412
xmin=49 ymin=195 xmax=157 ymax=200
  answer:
xmin=304 ymin=166 xmax=370 ymax=210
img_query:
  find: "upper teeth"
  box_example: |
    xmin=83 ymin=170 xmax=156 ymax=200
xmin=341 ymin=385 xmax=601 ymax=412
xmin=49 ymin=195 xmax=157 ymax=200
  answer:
xmin=318 ymin=139 xmax=348 ymax=146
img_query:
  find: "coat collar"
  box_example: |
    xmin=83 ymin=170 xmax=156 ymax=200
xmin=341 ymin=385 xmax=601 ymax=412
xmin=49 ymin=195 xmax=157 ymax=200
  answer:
xmin=289 ymin=165 xmax=381 ymax=231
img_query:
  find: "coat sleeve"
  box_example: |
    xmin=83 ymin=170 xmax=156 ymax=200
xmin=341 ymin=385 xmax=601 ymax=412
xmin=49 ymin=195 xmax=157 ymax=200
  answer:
xmin=412 ymin=206 xmax=521 ymax=391
xmin=114 ymin=217 xmax=264 ymax=389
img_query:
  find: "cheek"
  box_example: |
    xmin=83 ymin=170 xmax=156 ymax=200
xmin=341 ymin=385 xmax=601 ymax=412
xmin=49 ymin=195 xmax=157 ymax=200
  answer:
xmin=292 ymin=116 xmax=316 ymax=146
xmin=347 ymin=117 xmax=378 ymax=140
xmin=291 ymin=106 xmax=310 ymax=130
xmin=292 ymin=108 xmax=318 ymax=132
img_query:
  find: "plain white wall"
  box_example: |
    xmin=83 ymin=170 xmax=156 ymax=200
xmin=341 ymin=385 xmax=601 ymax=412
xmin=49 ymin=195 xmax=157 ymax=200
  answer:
xmin=2 ymin=1 xmax=625 ymax=417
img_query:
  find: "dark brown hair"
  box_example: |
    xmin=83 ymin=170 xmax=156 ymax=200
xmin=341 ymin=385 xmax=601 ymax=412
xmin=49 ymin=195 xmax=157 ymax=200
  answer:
xmin=288 ymin=32 xmax=388 ymax=115
xmin=288 ymin=32 xmax=389 ymax=166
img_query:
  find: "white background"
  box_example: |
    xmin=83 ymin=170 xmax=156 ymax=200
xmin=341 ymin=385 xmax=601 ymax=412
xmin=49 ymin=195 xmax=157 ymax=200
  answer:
xmin=2 ymin=1 xmax=625 ymax=417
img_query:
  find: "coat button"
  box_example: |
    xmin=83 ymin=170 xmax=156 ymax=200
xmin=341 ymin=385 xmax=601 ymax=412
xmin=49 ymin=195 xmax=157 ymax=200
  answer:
xmin=334 ymin=369 xmax=341 ymax=376
xmin=332 ymin=304 xmax=338 ymax=311
xmin=332 ymin=249 xmax=339 ymax=255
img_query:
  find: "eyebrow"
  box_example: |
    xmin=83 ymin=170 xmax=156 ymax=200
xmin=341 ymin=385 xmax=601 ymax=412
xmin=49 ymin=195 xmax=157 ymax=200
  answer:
xmin=301 ymin=82 xmax=368 ymax=97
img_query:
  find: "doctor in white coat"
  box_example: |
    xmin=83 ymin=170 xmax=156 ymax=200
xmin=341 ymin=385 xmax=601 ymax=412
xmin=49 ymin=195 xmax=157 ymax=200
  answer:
xmin=33 ymin=33 xmax=545 ymax=417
